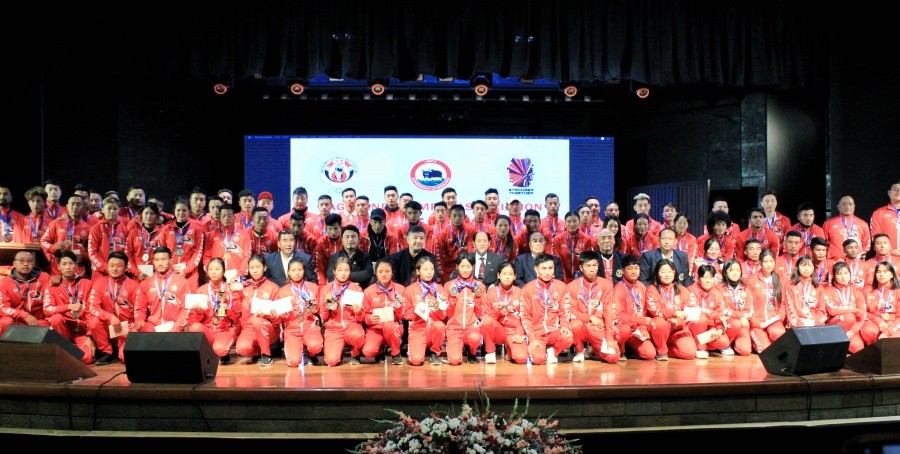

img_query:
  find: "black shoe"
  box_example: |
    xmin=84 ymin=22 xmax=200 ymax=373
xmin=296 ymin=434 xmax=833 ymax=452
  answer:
xmin=430 ymin=353 xmax=442 ymax=365
xmin=465 ymin=354 xmax=478 ymax=364
xmin=94 ymin=352 xmax=116 ymax=366
xmin=251 ymin=355 xmax=261 ymax=364
xmin=349 ymin=356 xmax=361 ymax=365
xmin=220 ymin=354 xmax=231 ymax=365
xmin=375 ymin=354 xmax=385 ymax=363
xmin=392 ymin=354 xmax=403 ymax=365
xmin=258 ymin=355 xmax=273 ymax=367
xmin=307 ymin=355 xmax=320 ymax=366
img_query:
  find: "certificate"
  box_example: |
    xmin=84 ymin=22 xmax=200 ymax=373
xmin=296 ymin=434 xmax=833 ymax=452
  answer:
xmin=761 ymin=316 xmax=781 ymax=328
xmin=137 ymin=264 xmax=153 ymax=276
xmin=696 ymin=328 xmax=720 ymax=345
xmin=155 ymin=321 xmax=175 ymax=332
xmin=341 ymin=289 xmax=364 ymax=307
xmin=372 ymin=307 xmax=395 ymax=322
xmin=683 ymin=306 xmax=701 ymax=323
xmin=109 ymin=322 xmax=129 ymax=338
xmin=184 ymin=294 xmax=209 ymax=310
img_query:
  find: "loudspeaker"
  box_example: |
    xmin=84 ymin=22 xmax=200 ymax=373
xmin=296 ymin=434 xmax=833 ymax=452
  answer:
xmin=124 ymin=332 xmax=218 ymax=384
xmin=0 ymin=326 xmax=96 ymax=383
xmin=0 ymin=325 xmax=84 ymax=361
xmin=845 ymin=338 xmax=900 ymax=375
xmin=759 ymin=325 xmax=850 ymax=376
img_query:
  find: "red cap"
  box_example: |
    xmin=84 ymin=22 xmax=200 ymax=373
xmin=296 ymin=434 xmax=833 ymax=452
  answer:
xmin=258 ymin=191 xmax=273 ymax=201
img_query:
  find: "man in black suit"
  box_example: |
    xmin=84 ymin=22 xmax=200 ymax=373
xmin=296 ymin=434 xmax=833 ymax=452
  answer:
xmin=450 ymin=231 xmax=504 ymax=286
xmin=638 ymin=227 xmax=693 ymax=286
xmin=514 ymin=231 xmax=563 ymax=287
xmin=326 ymin=225 xmax=373 ymax=288
xmin=597 ymin=228 xmax=625 ymax=284
xmin=390 ymin=225 xmax=437 ymax=285
xmin=265 ymin=229 xmax=315 ymax=287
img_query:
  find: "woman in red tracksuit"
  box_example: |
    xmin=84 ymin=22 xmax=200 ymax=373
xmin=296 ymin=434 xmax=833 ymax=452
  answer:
xmin=480 ymin=262 xmax=528 ymax=364
xmin=645 ymin=258 xmax=695 ymax=360
xmin=319 ymin=256 xmax=365 ymax=366
xmin=402 ymin=256 xmax=448 ymax=366
xmin=443 ymin=253 xmax=485 ymax=365
xmin=747 ymin=249 xmax=788 ymax=354
xmin=688 ymin=264 xmax=730 ymax=359
xmin=278 ymin=257 xmax=322 ymax=367
xmin=361 ymin=259 xmax=405 ymax=365
xmin=235 ymin=254 xmax=281 ymax=366
xmin=192 ymin=257 xmax=243 ymax=364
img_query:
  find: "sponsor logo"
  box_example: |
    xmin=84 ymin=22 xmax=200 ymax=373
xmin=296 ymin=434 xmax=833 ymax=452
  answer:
xmin=321 ymin=157 xmax=356 ymax=184
xmin=410 ymin=159 xmax=451 ymax=190
xmin=508 ymin=158 xmax=534 ymax=187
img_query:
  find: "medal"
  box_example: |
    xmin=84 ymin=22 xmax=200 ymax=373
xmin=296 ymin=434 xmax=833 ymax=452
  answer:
xmin=224 ymin=252 xmax=231 ymax=260
xmin=211 ymin=316 xmax=220 ymax=326
xmin=175 ymin=248 xmax=184 ymax=257
xmin=474 ymin=285 xmax=485 ymax=296
xmin=142 ymin=253 xmax=149 ymax=262
xmin=449 ymin=286 xmax=458 ymax=296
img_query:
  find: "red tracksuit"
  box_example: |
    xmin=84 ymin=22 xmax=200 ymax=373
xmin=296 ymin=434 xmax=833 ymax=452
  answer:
xmin=319 ymin=280 xmax=366 ymax=366
xmin=278 ymin=281 xmax=322 ymax=366
xmin=611 ymin=279 xmax=655 ymax=360
xmin=870 ymin=204 xmax=900 ymax=256
xmin=87 ymin=219 xmax=130 ymax=276
xmin=823 ymin=283 xmax=867 ymax=353
xmin=435 ymin=224 xmax=475 ymax=283
xmin=402 ymin=279 xmax=448 ymax=365
xmin=125 ymin=223 xmax=162 ymax=278
xmin=823 ymin=215 xmax=871 ymax=260
xmin=552 ymin=230 xmax=595 ymax=283
xmin=790 ymin=222 xmax=826 ymax=256
xmin=688 ymin=283 xmax=731 ymax=354
xmin=159 ymin=220 xmax=206 ymax=291
xmin=443 ymin=278 xmax=485 ymax=365
xmin=362 ymin=281 xmax=406 ymax=359
xmin=746 ymin=273 xmax=787 ymax=353
xmin=0 ymin=270 xmax=52 ymax=334
xmin=520 ymin=278 xmax=573 ymax=364
xmin=12 ymin=212 xmax=52 ymax=244
xmin=734 ymin=227 xmax=781 ymax=260
xmin=566 ymin=276 xmax=619 ymax=363
xmin=204 ymin=225 xmax=251 ymax=278
xmin=134 ymin=270 xmax=190 ymax=332
xmin=235 ymin=277 xmax=281 ymax=358
xmin=721 ymin=282 xmax=756 ymax=355
xmin=193 ymin=280 xmax=243 ymax=358
xmin=645 ymin=283 xmax=696 ymax=359
xmin=480 ymin=284 xmax=528 ymax=363
xmin=314 ymin=235 xmax=343 ymax=285
xmin=43 ymin=276 xmax=95 ymax=364
xmin=40 ymin=216 xmax=92 ymax=277
xmin=861 ymin=284 xmax=900 ymax=344
xmin=88 ymin=274 xmax=140 ymax=362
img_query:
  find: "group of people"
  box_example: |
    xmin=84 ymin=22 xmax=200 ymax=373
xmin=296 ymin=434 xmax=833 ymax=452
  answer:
xmin=0 ymin=179 xmax=897 ymax=369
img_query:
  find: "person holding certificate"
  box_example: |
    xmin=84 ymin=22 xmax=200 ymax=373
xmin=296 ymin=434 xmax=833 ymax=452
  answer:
xmin=235 ymin=254 xmax=282 ymax=367
xmin=566 ymin=251 xmax=619 ymax=363
xmin=687 ymin=264 xmax=730 ymax=359
xmin=361 ymin=259 xmax=405 ymax=365
xmin=443 ymin=253 xmax=485 ymax=365
xmin=824 ymin=261 xmax=867 ymax=353
xmin=319 ymin=256 xmax=366 ymax=367
xmin=192 ymin=257 xmax=243 ymax=364
xmin=401 ymin=256 xmax=448 ymax=366
xmin=133 ymin=246 xmax=189 ymax=333
xmin=746 ymin=249 xmax=788 ymax=354
xmin=88 ymin=251 xmax=140 ymax=364
xmin=719 ymin=259 xmax=755 ymax=356
xmin=277 ymin=257 xmax=322 ymax=367
xmin=644 ymin=258 xmax=695 ymax=360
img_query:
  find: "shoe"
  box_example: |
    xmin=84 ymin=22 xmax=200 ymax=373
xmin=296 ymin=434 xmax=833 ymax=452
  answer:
xmin=465 ymin=354 xmax=478 ymax=364
xmin=251 ymin=355 xmax=261 ymax=364
xmin=258 ymin=355 xmax=273 ymax=367
xmin=349 ymin=356 xmax=361 ymax=365
xmin=655 ymin=354 xmax=669 ymax=361
xmin=546 ymin=347 xmax=558 ymax=364
xmin=619 ymin=354 xmax=628 ymax=362
xmin=572 ymin=351 xmax=585 ymax=362
xmin=220 ymin=354 xmax=231 ymax=365
xmin=375 ymin=354 xmax=385 ymax=364
xmin=720 ymin=347 xmax=735 ymax=356
xmin=440 ymin=353 xmax=450 ymax=364
xmin=94 ymin=352 xmax=116 ymax=366
xmin=392 ymin=354 xmax=403 ymax=366
xmin=695 ymin=350 xmax=709 ymax=359
xmin=484 ymin=352 xmax=497 ymax=364
xmin=430 ymin=353 xmax=442 ymax=365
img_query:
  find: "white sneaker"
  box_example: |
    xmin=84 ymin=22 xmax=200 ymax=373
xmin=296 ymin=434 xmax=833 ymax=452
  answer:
xmin=546 ymin=347 xmax=558 ymax=364
xmin=695 ymin=350 xmax=709 ymax=359
xmin=572 ymin=351 xmax=585 ymax=362
xmin=720 ymin=347 xmax=735 ymax=356
xmin=484 ymin=352 xmax=497 ymax=364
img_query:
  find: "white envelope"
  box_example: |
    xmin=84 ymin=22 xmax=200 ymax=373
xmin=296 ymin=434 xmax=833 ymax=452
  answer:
xmin=683 ymin=306 xmax=701 ymax=323
xmin=600 ymin=338 xmax=616 ymax=355
xmin=414 ymin=302 xmax=430 ymax=321
xmin=761 ymin=316 xmax=781 ymax=328
xmin=184 ymin=293 xmax=209 ymax=310
xmin=109 ymin=322 xmax=129 ymax=339
xmin=696 ymin=328 xmax=720 ymax=345
xmin=155 ymin=321 xmax=174 ymax=332
xmin=341 ymin=289 xmax=364 ymax=307
xmin=225 ymin=269 xmax=239 ymax=282
xmin=372 ymin=307 xmax=395 ymax=322
xmin=172 ymin=263 xmax=186 ymax=273
xmin=272 ymin=297 xmax=293 ymax=316
xmin=137 ymin=264 xmax=153 ymax=276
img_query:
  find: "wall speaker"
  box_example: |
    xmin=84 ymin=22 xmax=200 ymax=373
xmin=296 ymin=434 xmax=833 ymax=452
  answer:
xmin=124 ymin=332 xmax=218 ymax=384
xmin=845 ymin=338 xmax=900 ymax=375
xmin=0 ymin=326 xmax=96 ymax=382
xmin=759 ymin=325 xmax=850 ymax=376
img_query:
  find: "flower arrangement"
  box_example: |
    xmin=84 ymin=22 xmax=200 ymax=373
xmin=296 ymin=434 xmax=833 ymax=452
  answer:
xmin=352 ymin=394 xmax=582 ymax=454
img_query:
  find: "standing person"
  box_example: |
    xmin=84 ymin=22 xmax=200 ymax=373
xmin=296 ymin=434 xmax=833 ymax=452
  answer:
xmin=824 ymin=261 xmax=867 ymax=353
xmin=660 ymin=202 xmax=678 ymax=229
xmin=841 ymin=238 xmax=870 ymax=290
xmin=305 ymin=194 xmax=334 ymax=241
xmin=0 ymin=185 xmax=25 ymax=243
xmin=673 ymin=213 xmax=698 ymax=266
xmin=41 ymin=250 xmax=96 ymax=364
xmin=125 ymin=204 xmax=162 ymax=281
xmin=0 ymin=250 xmax=51 ymax=334
xmin=792 ymin=202 xmax=825 ymax=256
xmin=786 ymin=255 xmax=828 ymax=328
xmin=638 ymin=227 xmax=693 ymax=287
xmin=777 ymin=231 xmax=804 ymax=283
xmin=42 ymin=178 xmax=67 ymax=220
xmin=688 ymin=265 xmax=730 ymax=359
xmin=338 ymin=187 xmax=357 ymax=225
xmin=426 ymin=187 xmax=457 ymax=227
xmin=13 ymin=186 xmax=53 ymax=244
xmin=120 ymin=185 xmax=147 ymax=224
xmin=87 ymin=189 xmax=104 ymax=216
xmin=40 ymin=194 xmax=92 ymax=277
xmin=158 ymin=198 xmax=205 ymax=291
xmin=88 ymin=251 xmax=139 ymax=364
xmin=603 ymin=201 xmax=621 ymax=222
xmin=133 ymin=246 xmax=189 ymax=333
xmin=319 ymin=256 xmax=366 ymax=366
xmin=246 ymin=206 xmax=279 ymax=257
xmin=480 ymin=261 xmax=528 ymax=364
xmin=443 ymin=253 xmax=485 ymax=365
xmin=188 ymin=186 xmax=209 ymax=223
xmin=705 ymin=197 xmax=742 ymax=237
xmin=435 ymin=204 xmax=475 ymax=283
xmin=551 ymin=211 xmax=594 ymax=283
xmin=382 ymin=185 xmax=406 ymax=232
xmin=87 ymin=197 xmax=130 ymax=277
xmin=361 ymin=259 xmax=405 ymax=365
xmin=468 ymin=231 xmax=505 ymax=287
xmin=810 ymin=237 xmax=836 ymax=287
xmin=696 ymin=211 xmax=736 ymax=262
xmin=603 ymin=215 xmax=626 ymax=254
xmin=352 ymin=195 xmax=371 ymax=232
xmin=203 ymin=195 xmax=224 ymax=233
xmin=520 ymin=254 xmax=574 ymax=365
xmin=644 ymin=258 xmax=696 ymax=360
xmin=235 ymin=254 xmax=282 ymax=367
xmin=288 ymin=211 xmax=317 ymax=256
xmin=760 ymin=192 xmax=792 ymax=244
xmin=363 ymin=208 xmax=402 ymax=264
xmin=276 ymin=187 xmax=316 ymax=230
xmin=747 ymin=249 xmax=788 ymax=354
xmin=390 ymin=225 xmax=436 ymax=286
xmin=203 ymin=204 xmax=252 ymax=281
xmin=622 ymin=214 xmax=659 ymax=258
xmin=490 ymin=215 xmax=517 ymax=265
xmin=596 ymin=228 xmax=624 ymax=285
xmin=860 ymin=262 xmax=900 ymax=343
xmin=514 ymin=231 xmax=564 ymax=287
xmin=277 ymin=257 xmax=322 ymax=367
xmin=427 ymin=202 xmax=449 ymax=252
xmin=483 ymin=188 xmax=501 ymax=225
xmin=585 ymin=196 xmax=604 ymax=232
xmin=235 ymin=189 xmax=257 ymax=230
xmin=326 ymin=225 xmax=373 ymax=289
xmin=515 ymin=209 xmax=549 ymax=255
xmin=469 ymin=200 xmax=495 ymax=235
xmin=719 ymin=259 xmax=753 ymax=356
xmin=610 ymin=254 xmax=656 ymax=361
xmin=394 ymin=201 xmax=433 ymax=250
xmin=576 ymin=204 xmax=596 ymax=239
xmin=540 ymin=193 xmax=565 ymax=241
xmin=566 ymin=251 xmax=618 ymax=363
xmin=401 ymin=256 xmax=448 ymax=366
xmin=623 ymin=193 xmax=662 ymax=240
xmin=869 ymin=182 xmax=900 ymax=259
xmin=313 ymin=214 xmax=344 ymax=285
xmin=734 ymin=207 xmax=781 ymax=261
xmin=823 ymin=195 xmax=871 ymax=260
xmin=506 ymin=198 xmax=524 ymax=236
xmin=217 ymin=189 xmax=234 ymax=207
xmin=867 ymin=234 xmax=900 ymax=283
xmin=265 ymin=229 xmax=315 ymax=287
xmin=740 ymin=239 xmax=764 ymax=281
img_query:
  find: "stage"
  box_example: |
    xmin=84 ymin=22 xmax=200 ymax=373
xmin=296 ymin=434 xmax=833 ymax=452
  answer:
xmin=1 ymin=351 xmax=899 ymax=451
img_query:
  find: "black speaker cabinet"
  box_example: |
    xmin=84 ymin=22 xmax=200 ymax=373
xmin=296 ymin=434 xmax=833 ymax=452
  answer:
xmin=845 ymin=338 xmax=900 ymax=375
xmin=760 ymin=325 xmax=850 ymax=376
xmin=124 ymin=332 xmax=218 ymax=384
xmin=0 ymin=325 xmax=84 ymax=361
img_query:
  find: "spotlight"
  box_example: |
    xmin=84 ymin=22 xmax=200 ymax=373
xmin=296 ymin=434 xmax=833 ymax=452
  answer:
xmin=562 ymin=83 xmax=578 ymax=98
xmin=213 ymin=82 xmax=229 ymax=95
xmin=635 ymin=86 xmax=651 ymax=99
xmin=470 ymin=73 xmax=492 ymax=96
xmin=289 ymin=82 xmax=305 ymax=96
xmin=370 ymin=78 xmax=387 ymax=96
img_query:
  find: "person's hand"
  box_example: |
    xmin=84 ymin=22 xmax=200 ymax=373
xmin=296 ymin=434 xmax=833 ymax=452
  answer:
xmin=133 ymin=320 xmax=144 ymax=331
xmin=370 ymin=314 xmax=381 ymax=324
xmin=25 ymin=314 xmax=39 ymax=326
xmin=511 ymin=334 xmax=525 ymax=344
xmin=589 ymin=315 xmax=603 ymax=326
xmin=560 ymin=327 xmax=572 ymax=337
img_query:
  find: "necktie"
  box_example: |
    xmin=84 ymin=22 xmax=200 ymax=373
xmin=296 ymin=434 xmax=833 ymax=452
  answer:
xmin=478 ymin=256 xmax=486 ymax=280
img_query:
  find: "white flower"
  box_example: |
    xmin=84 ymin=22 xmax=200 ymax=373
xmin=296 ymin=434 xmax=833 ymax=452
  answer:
xmin=408 ymin=439 xmax=420 ymax=451
xmin=448 ymin=417 xmax=461 ymax=430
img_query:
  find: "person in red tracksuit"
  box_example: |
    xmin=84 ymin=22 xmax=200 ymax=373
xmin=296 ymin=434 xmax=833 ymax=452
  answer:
xmin=435 ymin=205 xmax=475 ymax=283
xmin=734 ymin=207 xmax=781 ymax=261
xmin=869 ymin=182 xmax=900 ymax=258
xmin=133 ymin=246 xmax=189 ymax=333
xmin=540 ymin=193 xmax=565 ymax=242
xmin=402 ymin=256 xmax=448 ymax=366
xmin=823 ymin=195 xmax=871 ymax=260
xmin=552 ymin=211 xmax=594 ymax=283
xmin=520 ymin=254 xmax=573 ymax=365
xmin=824 ymin=261 xmax=867 ymax=353
xmin=88 ymin=251 xmax=140 ymax=364
xmin=125 ymin=204 xmax=162 ymax=281
xmin=688 ymin=264 xmax=730 ymax=359
xmin=247 ymin=206 xmax=279 ymax=257
xmin=42 ymin=250 xmax=96 ymax=364
xmin=623 ymin=214 xmax=659 ymax=259
xmin=443 ymin=253 xmax=485 ymax=365
xmin=480 ymin=261 xmax=528 ymax=364
xmin=491 ymin=215 xmax=518 ymax=264
xmin=867 ymin=234 xmax=900 ymax=284
xmin=777 ymin=231 xmax=803 ymax=283
xmin=566 ymin=251 xmax=619 ymax=363
xmin=746 ymin=249 xmax=788 ymax=354
xmin=319 ymin=256 xmax=366 ymax=366
xmin=314 ymin=214 xmax=344 ymax=285
xmin=278 ymin=257 xmax=322 ymax=367
xmin=760 ymin=192 xmax=793 ymax=244
xmin=860 ymin=262 xmax=900 ymax=343
xmin=610 ymin=254 xmax=655 ymax=360
xmin=696 ymin=211 xmax=736 ymax=263
xmin=12 ymin=186 xmax=53 ymax=244
xmin=40 ymin=194 xmax=92 ymax=277
xmin=192 ymin=257 xmax=243 ymax=364
xmin=786 ymin=255 xmax=827 ymax=330
xmin=235 ymin=254 xmax=282 ymax=367
xmin=88 ymin=197 xmax=130 ymax=278
xmin=159 ymin=198 xmax=205 ymax=291
xmin=204 ymin=204 xmax=251 ymax=278
xmin=720 ymin=259 xmax=754 ymax=356
xmin=644 ymin=258 xmax=696 ymax=360
xmin=791 ymin=203 xmax=826 ymax=256
xmin=0 ymin=185 xmax=25 ymax=243
xmin=361 ymin=259 xmax=405 ymax=365
xmin=0 ymin=250 xmax=52 ymax=335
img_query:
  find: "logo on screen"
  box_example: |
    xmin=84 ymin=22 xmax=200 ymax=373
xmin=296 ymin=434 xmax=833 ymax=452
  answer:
xmin=321 ymin=158 xmax=356 ymax=184
xmin=508 ymin=158 xmax=534 ymax=187
xmin=410 ymin=159 xmax=451 ymax=190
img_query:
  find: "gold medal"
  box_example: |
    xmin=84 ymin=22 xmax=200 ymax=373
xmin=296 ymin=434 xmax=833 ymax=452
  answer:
xmin=224 ymin=252 xmax=231 ymax=260
xmin=474 ymin=284 xmax=485 ymax=296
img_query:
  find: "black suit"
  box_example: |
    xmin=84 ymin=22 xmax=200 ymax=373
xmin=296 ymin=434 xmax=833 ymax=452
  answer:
xmin=390 ymin=249 xmax=438 ymax=286
xmin=638 ymin=249 xmax=694 ymax=287
xmin=449 ymin=251 xmax=505 ymax=286
xmin=513 ymin=253 xmax=564 ymax=287
xmin=264 ymin=250 xmax=315 ymax=287
xmin=327 ymin=249 xmax=374 ymax=288
xmin=597 ymin=251 xmax=625 ymax=285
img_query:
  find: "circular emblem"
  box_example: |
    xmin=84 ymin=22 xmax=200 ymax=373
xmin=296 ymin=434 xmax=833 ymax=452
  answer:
xmin=321 ymin=157 xmax=357 ymax=184
xmin=615 ymin=269 xmax=623 ymax=278
xmin=410 ymin=159 xmax=451 ymax=191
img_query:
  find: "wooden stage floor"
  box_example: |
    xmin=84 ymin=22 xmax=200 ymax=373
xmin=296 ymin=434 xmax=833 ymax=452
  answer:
xmin=2 ymin=351 xmax=900 ymax=451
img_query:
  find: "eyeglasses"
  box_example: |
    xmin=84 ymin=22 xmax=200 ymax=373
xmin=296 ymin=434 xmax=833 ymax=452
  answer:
xmin=14 ymin=258 xmax=35 ymax=264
